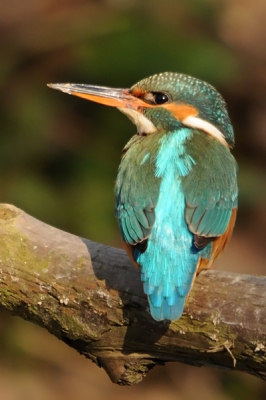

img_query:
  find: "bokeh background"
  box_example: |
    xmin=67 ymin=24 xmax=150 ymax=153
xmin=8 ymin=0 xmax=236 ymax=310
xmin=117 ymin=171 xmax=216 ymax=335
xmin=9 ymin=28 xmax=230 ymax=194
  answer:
xmin=1 ymin=0 xmax=266 ymax=399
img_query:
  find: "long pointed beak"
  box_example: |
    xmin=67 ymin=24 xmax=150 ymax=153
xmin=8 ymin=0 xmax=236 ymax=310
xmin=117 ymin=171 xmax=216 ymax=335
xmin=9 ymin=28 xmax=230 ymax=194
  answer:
xmin=47 ymin=83 xmax=149 ymax=110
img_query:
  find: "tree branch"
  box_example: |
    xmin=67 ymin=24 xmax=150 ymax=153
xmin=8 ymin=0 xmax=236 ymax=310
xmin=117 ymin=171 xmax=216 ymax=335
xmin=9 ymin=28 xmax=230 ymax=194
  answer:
xmin=0 ymin=203 xmax=265 ymax=385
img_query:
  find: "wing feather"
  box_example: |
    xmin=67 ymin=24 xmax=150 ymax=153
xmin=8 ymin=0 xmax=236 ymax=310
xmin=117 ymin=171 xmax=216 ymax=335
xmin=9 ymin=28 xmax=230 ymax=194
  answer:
xmin=182 ymin=134 xmax=238 ymax=246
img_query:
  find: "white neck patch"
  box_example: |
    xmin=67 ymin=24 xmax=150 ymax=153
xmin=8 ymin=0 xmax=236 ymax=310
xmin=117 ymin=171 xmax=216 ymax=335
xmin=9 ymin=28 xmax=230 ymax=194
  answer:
xmin=182 ymin=115 xmax=228 ymax=147
xmin=118 ymin=107 xmax=228 ymax=146
xmin=118 ymin=107 xmax=157 ymax=134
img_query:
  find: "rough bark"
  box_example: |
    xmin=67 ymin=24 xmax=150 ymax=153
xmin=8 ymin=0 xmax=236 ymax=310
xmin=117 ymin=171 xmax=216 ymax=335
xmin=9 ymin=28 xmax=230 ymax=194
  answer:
xmin=0 ymin=203 xmax=265 ymax=385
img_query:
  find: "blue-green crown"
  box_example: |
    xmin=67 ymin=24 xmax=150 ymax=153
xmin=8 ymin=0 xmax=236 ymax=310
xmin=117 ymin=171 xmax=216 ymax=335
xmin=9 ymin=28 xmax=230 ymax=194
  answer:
xmin=131 ymin=72 xmax=234 ymax=147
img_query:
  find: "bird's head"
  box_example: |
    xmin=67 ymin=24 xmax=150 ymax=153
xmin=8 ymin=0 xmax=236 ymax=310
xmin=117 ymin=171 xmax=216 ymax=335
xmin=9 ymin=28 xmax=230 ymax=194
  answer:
xmin=48 ymin=72 xmax=234 ymax=148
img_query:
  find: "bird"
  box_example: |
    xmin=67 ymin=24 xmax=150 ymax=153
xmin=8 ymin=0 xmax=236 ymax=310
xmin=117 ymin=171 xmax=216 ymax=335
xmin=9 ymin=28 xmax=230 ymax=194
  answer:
xmin=48 ymin=72 xmax=238 ymax=321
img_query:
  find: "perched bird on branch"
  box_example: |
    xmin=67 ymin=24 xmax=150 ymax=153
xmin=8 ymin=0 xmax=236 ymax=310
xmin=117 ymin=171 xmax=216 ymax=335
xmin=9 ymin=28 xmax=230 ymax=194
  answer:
xmin=48 ymin=72 xmax=238 ymax=321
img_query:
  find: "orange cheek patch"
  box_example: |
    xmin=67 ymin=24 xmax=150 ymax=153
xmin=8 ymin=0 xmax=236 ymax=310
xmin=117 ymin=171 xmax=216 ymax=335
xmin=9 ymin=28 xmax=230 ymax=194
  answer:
xmin=131 ymin=87 xmax=146 ymax=98
xmin=162 ymin=103 xmax=199 ymax=120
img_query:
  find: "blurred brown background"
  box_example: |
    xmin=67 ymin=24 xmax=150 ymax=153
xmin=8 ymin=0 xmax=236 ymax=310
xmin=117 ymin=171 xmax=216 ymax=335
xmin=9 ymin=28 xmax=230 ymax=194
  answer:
xmin=0 ymin=0 xmax=266 ymax=398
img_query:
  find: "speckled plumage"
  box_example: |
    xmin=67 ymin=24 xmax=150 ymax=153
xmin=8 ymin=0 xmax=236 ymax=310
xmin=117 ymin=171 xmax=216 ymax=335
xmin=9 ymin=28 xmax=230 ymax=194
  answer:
xmin=132 ymin=72 xmax=235 ymax=146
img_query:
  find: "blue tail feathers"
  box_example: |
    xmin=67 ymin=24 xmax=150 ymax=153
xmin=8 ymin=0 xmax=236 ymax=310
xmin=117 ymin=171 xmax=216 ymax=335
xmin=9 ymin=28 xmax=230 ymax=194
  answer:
xmin=149 ymin=289 xmax=186 ymax=321
xmin=148 ymin=288 xmax=186 ymax=321
xmin=141 ymin=262 xmax=196 ymax=321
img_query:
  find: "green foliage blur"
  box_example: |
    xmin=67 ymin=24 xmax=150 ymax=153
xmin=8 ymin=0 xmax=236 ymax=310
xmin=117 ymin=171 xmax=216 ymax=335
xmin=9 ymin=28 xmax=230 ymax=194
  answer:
xmin=1 ymin=0 xmax=240 ymax=245
xmin=1 ymin=0 xmax=266 ymax=399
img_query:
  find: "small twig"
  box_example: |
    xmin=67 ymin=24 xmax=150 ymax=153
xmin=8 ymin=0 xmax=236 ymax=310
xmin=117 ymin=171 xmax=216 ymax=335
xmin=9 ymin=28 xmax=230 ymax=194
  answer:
xmin=204 ymin=340 xmax=236 ymax=367
xmin=224 ymin=341 xmax=236 ymax=368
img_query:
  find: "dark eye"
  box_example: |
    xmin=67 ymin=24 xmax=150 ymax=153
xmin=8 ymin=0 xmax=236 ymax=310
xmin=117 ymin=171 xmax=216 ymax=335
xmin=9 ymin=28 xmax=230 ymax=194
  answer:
xmin=152 ymin=92 xmax=169 ymax=105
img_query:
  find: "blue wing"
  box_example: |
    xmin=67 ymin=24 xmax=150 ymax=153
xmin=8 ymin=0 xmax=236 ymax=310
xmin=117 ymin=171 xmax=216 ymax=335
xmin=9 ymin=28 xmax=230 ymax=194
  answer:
xmin=115 ymin=134 xmax=159 ymax=245
xmin=182 ymin=137 xmax=238 ymax=243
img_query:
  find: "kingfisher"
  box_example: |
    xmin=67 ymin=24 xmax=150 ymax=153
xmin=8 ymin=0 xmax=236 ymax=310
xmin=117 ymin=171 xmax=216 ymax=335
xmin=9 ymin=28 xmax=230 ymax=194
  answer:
xmin=48 ymin=72 xmax=238 ymax=321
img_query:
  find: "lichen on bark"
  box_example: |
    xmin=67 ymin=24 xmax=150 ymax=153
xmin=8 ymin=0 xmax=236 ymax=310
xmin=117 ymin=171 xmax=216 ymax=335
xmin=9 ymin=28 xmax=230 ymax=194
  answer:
xmin=0 ymin=204 xmax=266 ymax=385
